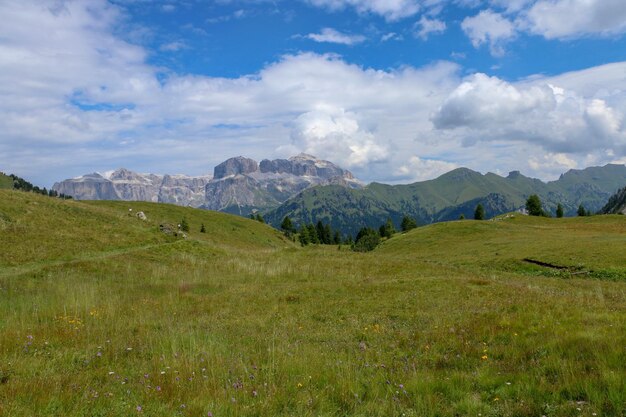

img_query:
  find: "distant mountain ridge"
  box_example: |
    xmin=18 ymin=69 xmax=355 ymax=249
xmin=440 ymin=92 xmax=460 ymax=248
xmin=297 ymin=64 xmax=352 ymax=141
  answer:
xmin=263 ymin=164 xmax=626 ymax=237
xmin=52 ymin=154 xmax=361 ymax=215
xmin=52 ymin=159 xmax=626 ymax=237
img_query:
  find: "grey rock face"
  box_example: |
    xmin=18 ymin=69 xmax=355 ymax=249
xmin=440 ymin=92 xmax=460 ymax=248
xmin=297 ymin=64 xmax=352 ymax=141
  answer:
xmin=158 ymin=174 xmax=211 ymax=207
xmin=53 ymin=169 xmax=211 ymax=207
xmin=213 ymin=157 xmax=259 ymax=179
xmin=204 ymin=154 xmax=361 ymax=212
xmin=52 ymin=154 xmax=362 ymax=213
xmin=53 ymin=173 xmax=121 ymax=201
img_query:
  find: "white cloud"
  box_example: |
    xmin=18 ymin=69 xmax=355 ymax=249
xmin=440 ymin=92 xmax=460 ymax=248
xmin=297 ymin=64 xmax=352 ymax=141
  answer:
xmin=160 ymin=41 xmax=187 ymax=52
xmin=523 ymin=0 xmax=626 ymax=39
xmin=415 ymin=16 xmax=446 ymax=40
xmin=2 ymin=0 xmax=626 ymax=187
xmin=306 ymin=0 xmax=422 ymax=21
xmin=305 ymin=28 xmax=366 ymax=45
xmin=381 ymin=32 xmax=403 ymax=42
xmin=461 ymin=10 xmax=516 ymax=56
xmin=432 ymin=74 xmax=556 ymax=129
xmin=432 ymin=72 xmax=626 ymax=156
xmin=529 ymin=153 xmax=577 ymax=174
xmin=396 ymin=156 xmax=459 ymax=181
xmin=291 ymin=107 xmax=389 ymax=167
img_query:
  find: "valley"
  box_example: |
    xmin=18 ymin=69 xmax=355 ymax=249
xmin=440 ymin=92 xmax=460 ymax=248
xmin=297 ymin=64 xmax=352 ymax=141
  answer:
xmin=0 ymin=189 xmax=624 ymax=416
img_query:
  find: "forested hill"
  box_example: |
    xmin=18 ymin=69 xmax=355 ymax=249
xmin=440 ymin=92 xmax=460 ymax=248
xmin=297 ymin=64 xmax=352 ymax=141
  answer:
xmin=263 ymin=164 xmax=626 ymax=237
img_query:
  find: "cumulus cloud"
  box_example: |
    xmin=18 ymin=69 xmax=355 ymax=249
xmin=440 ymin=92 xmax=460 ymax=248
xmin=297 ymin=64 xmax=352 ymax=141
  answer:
xmin=432 ymin=73 xmax=626 ymax=155
xmin=432 ymin=74 xmax=556 ymax=129
xmin=3 ymin=0 xmax=626 ymax=187
xmin=523 ymin=0 xmax=626 ymax=39
xmin=305 ymin=28 xmax=366 ymax=45
xmin=461 ymin=10 xmax=516 ymax=56
xmin=415 ymin=16 xmax=446 ymax=40
xmin=396 ymin=156 xmax=458 ymax=181
xmin=306 ymin=0 xmax=422 ymax=21
xmin=290 ymin=107 xmax=389 ymax=167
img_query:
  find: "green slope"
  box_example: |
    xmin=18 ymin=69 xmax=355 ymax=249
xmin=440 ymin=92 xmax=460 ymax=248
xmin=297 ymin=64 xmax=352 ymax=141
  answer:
xmin=1 ymin=189 xmax=625 ymax=416
xmin=0 ymin=189 xmax=290 ymax=270
xmin=265 ymin=164 xmax=626 ymax=236
xmin=379 ymin=213 xmax=626 ymax=279
xmin=0 ymin=172 xmax=13 ymax=189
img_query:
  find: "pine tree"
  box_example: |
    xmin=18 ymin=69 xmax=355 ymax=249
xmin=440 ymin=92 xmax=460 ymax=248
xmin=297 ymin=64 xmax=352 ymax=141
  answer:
xmin=526 ymin=195 xmax=543 ymax=216
xmin=556 ymin=203 xmax=564 ymax=218
xmin=379 ymin=218 xmax=396 ymax=238
xmin=400 ymin=215 xmax=417 ymax=232
xmin=474 ymin=204 xmax=485 ymax=220
xmin=255 ymin=213 xmax=264 ymax=223
xmin=298 ymin=225 xmax=310 ymax=246
xmin=200 ymin=223 xmax=206 ymax=233
xmin=307 ymin=224 xmax=319 ymax=244
xmin=577 ymin=204 xmax=586 ymax=217
xmin=323 ymin=223 xmax=332 ymax=244
xmin=333 ymin=230 xmax=341 ymax=245
xmin=180 ymin=218 xmax=190 ymax=232
xmin=459 ymin=213 xmax=465 ymax=220
xmin=280 ymin=217 xmax=295 ymax=236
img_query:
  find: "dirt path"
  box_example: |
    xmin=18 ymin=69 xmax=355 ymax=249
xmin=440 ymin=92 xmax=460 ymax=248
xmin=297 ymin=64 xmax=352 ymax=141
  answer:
xmin=0 ymin=240 xmax=183 ymax=278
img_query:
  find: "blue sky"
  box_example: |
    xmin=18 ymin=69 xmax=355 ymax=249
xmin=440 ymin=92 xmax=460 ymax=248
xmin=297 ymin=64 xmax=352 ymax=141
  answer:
xmin=1 ymin=0 xmax=626 ymax=187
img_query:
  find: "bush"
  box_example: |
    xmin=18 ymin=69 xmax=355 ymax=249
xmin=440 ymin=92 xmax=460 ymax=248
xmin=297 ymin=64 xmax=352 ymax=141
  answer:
xmin=353 ymin=227 xmax=380 ymax=252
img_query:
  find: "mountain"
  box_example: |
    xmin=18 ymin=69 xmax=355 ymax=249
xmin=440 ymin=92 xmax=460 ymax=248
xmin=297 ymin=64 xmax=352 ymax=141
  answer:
xmin=52 ymin=154 xmax=361 ymax=214
xmin=53 ymin=170 xmax=211 ymax=207
xmin=601 ymin=186 xmax=626 ymax=214
xmin=206 ymin=154 xmax=361 ymax=216
xmin=263 ymin=164 xmax=626 ymax=237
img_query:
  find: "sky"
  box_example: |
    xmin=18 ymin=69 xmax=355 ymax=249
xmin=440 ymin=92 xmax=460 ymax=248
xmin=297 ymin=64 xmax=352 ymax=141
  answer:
xmin=1 ymin=0 xmax=626 ymax=187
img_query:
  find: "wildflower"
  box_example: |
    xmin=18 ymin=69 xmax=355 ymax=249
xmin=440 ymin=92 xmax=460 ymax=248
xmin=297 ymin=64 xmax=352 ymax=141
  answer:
xmin=136 ymin=405 xmax=142 ymax=412
xmin=156 ymin=386 xmax=161 ymax=391
xmin=207 ymin=412 xmax=213 ymax=417
xmin=481 ymin=355 xmax=488 ymax=360
xmin=297 ymin=383 xmax=303 ymax=388
xmin=108 ymin=371 xmax=115 ymax=375
xmin=252 ymin=390 xmax=258 ymax=397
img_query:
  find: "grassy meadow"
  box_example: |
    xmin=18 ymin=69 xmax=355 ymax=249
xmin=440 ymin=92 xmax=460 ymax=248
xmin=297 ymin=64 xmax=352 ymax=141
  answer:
xmin=0 ymin=189 xmax=625 ymax=416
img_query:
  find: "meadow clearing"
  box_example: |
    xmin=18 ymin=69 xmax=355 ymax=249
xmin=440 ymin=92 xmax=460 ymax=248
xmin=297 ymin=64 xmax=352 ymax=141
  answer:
xmin=0 ymin=189 xmax=624 ymax=416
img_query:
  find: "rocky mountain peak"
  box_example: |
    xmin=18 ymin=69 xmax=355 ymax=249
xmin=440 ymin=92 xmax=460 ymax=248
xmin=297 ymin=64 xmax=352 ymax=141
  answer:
xmin=213 ymin=156 xmax=259 ymax=179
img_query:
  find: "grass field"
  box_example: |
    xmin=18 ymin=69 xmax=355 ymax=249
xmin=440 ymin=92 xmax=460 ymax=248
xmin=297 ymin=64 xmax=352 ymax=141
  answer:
xmin=0 ymin=189 xmax=625 ymax=416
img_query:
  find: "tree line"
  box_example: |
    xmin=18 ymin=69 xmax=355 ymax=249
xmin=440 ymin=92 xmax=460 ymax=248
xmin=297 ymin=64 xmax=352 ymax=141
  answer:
xmin=3 ymin=172 xmax=73 ymax=200
xmin=472 ymin=195 xmax=594 ymax=220
xmin=279 ymin=215 xmax=418 ymax=252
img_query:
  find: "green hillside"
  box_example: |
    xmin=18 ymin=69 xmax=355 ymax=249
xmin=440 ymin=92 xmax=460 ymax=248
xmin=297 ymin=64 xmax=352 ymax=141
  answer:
xmin=264 ymin=164 xmax=626 ymax=236
xmin=1 ymin=189 xmax=625 ymax=416
xmin=0 ymin=172 xmax=13 ymax=189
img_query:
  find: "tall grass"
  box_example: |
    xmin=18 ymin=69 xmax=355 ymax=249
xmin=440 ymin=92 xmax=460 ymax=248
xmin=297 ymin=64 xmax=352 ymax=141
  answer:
xmin=0 ymin=191 xmax=624 ymax=416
